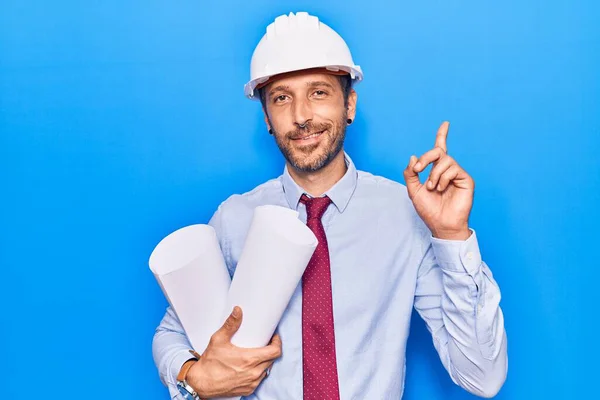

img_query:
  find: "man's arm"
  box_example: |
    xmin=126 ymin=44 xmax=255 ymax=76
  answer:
xmin=152 ymin=307 xmax=197 ymax=398
xmin=413 ymin=229 xmax=508 ymax=398
xmin=402 ymin=122 xmax=507 ymax=397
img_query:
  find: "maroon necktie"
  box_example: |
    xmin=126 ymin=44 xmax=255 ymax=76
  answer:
xmin=300 ymin=194 xmax=340 ymax=400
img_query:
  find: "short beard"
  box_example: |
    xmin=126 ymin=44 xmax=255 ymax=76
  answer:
xmin=270 ymin=111 xmax=348 ymax=173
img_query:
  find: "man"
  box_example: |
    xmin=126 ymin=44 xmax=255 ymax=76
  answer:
xmin=153 ymin=11 xmax=507 ymax=399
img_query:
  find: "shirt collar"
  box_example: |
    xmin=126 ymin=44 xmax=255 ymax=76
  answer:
xmin=281 ymin=152 xmax=358 ymax=213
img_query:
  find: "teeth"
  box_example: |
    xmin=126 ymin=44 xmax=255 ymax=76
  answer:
xmin=302 ymin=132 xmax=322 ymax=140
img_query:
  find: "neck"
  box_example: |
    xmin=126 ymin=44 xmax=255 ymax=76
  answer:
xmin=287 ymin=151 xmax=347 ymax=197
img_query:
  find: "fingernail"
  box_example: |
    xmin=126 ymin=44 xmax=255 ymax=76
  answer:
xmin=437 ymin=184 xmax=443 ymax=191
xmin=427 ymin=180 xmax=434 ymax=189
xmin=232 ymin=306 xmax=241 ymax=317
xmin=414 ymin=162 xmax=422 ymax=170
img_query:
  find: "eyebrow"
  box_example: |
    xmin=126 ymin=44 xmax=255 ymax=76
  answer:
xmin=306 ymin=81 xmax=336 ymax=90
xmin=268 ymin=85 xmax=290 ymax=98
xmin=268 ymin=81 xmax=337 ymax=98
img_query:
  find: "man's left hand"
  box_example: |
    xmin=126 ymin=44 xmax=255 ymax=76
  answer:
xmin=403 ymin=121 xmax=474 ymax=241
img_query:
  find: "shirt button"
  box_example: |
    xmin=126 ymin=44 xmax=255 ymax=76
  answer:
xmin=466 ymin=252 xmax=474 ymax=261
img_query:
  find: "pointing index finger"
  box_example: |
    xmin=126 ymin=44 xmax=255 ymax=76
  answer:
xmin=434 ymin=121 xmax=450 ymax=153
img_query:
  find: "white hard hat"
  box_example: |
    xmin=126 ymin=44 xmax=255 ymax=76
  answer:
xmin=244 ymin=12 xmax=363 ymax=100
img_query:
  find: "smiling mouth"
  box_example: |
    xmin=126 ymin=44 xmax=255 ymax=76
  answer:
xmin=293 ymin=130 xmax=325 ymax=141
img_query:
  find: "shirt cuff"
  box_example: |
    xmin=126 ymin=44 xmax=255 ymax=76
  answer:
xmin=430 ymin=228 xmax=482 ymax=275
xmin=168 ymin=348 xmax=197 ymax=387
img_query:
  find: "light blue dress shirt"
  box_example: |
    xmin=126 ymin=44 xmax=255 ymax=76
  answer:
xmin=152 ymin=153 xmax=508 ymax=399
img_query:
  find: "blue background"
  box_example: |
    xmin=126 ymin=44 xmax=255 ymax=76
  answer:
xmin=1 ymin=1 xmax=598 ymax=399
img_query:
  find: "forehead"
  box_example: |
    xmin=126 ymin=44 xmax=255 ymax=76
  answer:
xmin=265 ymin=71 xmax=340 ymax=92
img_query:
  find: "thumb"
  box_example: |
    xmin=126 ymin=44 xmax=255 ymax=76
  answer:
xmin=403 ymin=155 xmax=421 ymax=199
xmin=216 ymin=306 xmax=243 ymax=342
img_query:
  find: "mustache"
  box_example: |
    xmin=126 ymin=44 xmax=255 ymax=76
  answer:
xmin=286 ymin=121 xmax=332 ymax=139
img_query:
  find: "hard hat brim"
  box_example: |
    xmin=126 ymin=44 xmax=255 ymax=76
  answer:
xmin=254 ymin=67 xmax=351 ymax=92
xmin=245 ymin=65 xmax=363 ymax=100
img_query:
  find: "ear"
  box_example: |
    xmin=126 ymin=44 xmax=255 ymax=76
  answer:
xmin=263 ymin=110 xmax=271 ymax=132
xmin=347 ymin=89 xmax=358 ymax=121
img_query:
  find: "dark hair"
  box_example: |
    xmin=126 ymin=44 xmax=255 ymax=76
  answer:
xmin=258 ymin=74 xmax=353 ymax=110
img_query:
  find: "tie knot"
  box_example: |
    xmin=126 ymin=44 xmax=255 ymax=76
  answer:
xmin=300 ymin=194 xmax=332 ymax=221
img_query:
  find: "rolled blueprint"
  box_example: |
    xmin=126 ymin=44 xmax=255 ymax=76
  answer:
xmin=149 ymin=224 xmax=231 ymax=353
xmin=227 ymin=205 xmax=318 ymax=348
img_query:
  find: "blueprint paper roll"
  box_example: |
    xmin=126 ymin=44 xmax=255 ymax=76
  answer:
xmin=227 ymin=205 xmax=318 ymax=348
xmin=149 ymin=224 xmax=231 ymax=354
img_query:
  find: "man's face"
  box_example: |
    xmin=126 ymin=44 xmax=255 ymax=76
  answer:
xmin=262 ymin=71 xmax=357 ymax=173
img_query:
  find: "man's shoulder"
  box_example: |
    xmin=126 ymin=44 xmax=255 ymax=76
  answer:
xmin=216 ymin=177 xmax=284 ymax=215
xmin=356 ymin=169 xmax=410 ymax=202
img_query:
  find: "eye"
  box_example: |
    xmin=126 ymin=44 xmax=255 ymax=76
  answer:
xmin=313 ymin=90 xmax=328 ymax=97
xmin=273 ymin=94 xmax=289 ymax=104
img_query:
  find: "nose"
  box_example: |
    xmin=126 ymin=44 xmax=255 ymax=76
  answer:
xmin=292 ymin=97 xmax=313 ymax=128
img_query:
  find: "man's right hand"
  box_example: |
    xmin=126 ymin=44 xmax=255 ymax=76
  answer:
xmin=186 ymin=306 xmax=283 ymax=398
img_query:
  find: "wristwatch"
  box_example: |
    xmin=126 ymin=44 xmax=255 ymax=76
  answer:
xmin=177 ymin=357 xmax=201 ymax=400
xmin=177 ymin=380 xmax=200 ymax=400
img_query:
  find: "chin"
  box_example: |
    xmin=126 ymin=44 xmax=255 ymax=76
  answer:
xmin=277 ymin=130 xmax=346 ymax=173
xmin=289 ymin=147 xmax=337 ymax=172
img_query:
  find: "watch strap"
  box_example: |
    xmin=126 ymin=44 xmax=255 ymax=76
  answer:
xmin=177 ymin=358 xmax=197 ymax=382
